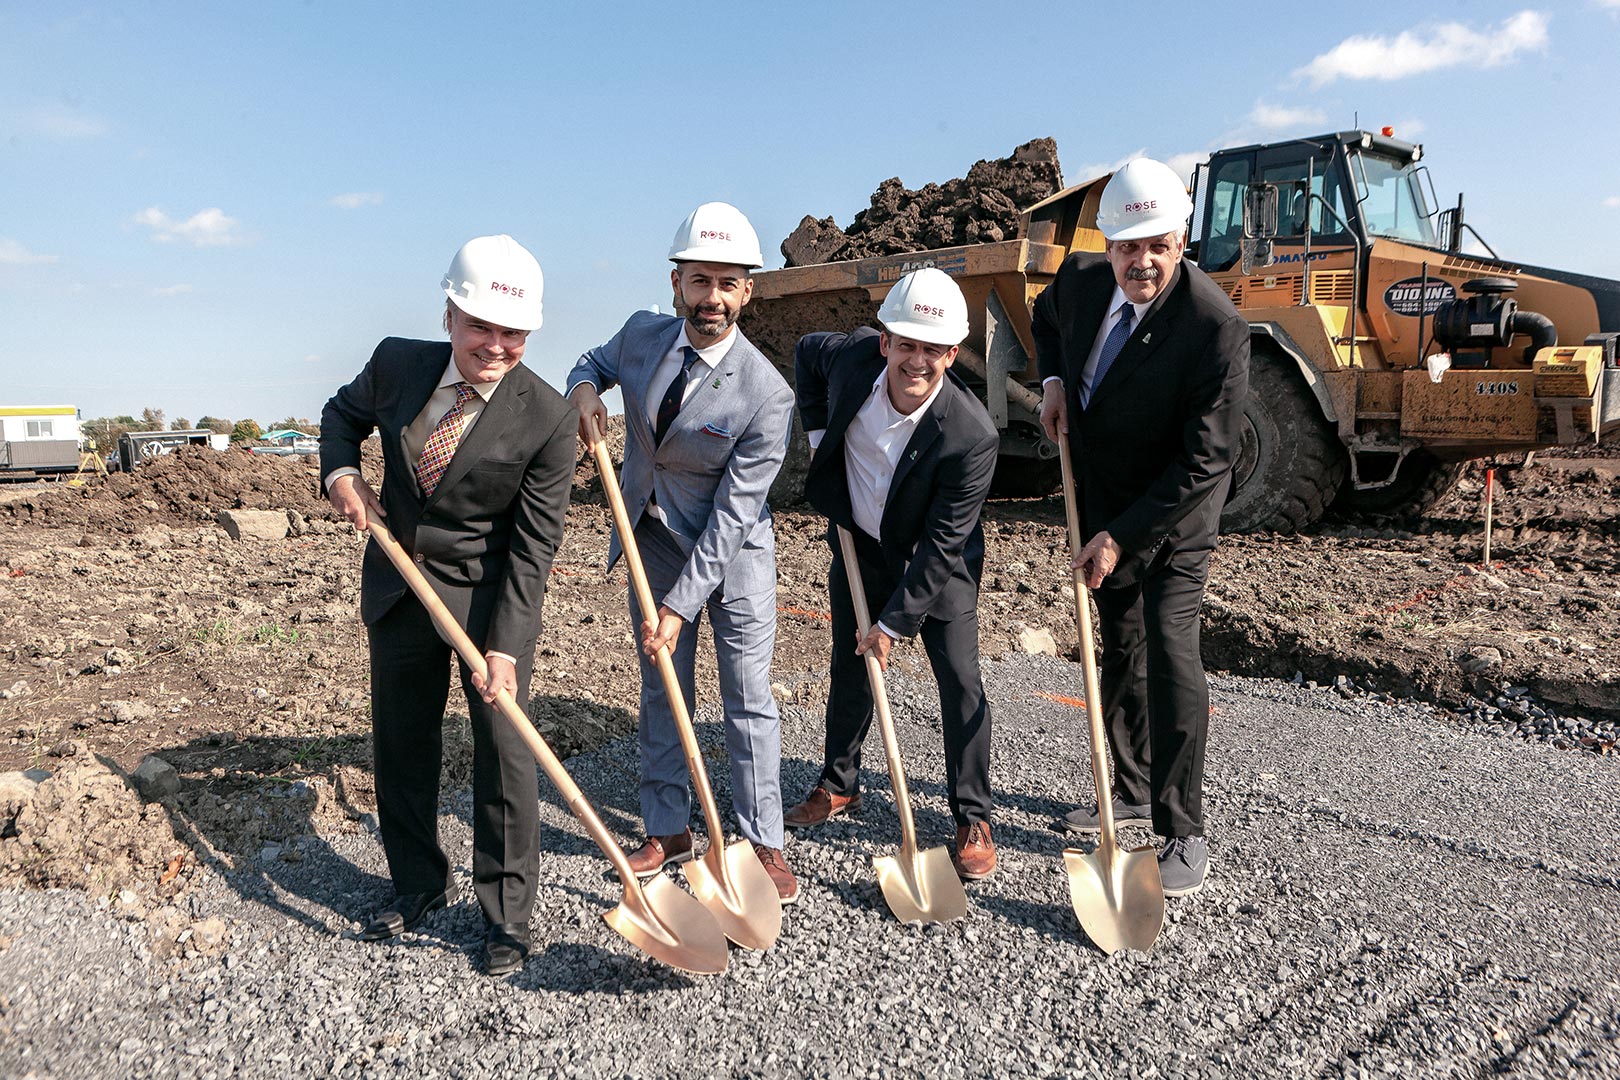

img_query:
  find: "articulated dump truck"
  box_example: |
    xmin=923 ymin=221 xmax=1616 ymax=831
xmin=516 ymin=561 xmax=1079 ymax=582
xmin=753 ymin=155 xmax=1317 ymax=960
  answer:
xmin=740 ymin=130 xmax=1620 ymax=532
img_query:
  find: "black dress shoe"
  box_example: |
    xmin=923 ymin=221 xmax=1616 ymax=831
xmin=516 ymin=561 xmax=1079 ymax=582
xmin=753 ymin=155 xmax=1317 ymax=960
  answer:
xmin=484 ymin=922 xmax=531 ymax=977
xmin=358 ymin=885 xmax=459 ymax=942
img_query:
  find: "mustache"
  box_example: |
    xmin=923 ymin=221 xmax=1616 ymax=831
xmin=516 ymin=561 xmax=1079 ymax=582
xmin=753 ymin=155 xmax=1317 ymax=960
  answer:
xmin=1126 ymin=266 xmax=1161 ymax=281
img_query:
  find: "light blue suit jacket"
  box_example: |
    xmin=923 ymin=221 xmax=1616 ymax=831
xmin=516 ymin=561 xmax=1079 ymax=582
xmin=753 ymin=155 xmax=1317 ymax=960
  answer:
xmin=567 ymin=311 xmax=793 ymax=619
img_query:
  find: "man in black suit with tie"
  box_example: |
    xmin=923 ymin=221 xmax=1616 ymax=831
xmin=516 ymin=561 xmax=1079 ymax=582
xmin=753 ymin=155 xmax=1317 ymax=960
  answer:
xmin=785 ymin=268 xmax=1001 ymax=880
xmin=321 ymin=235 xmax=576 ymax=974
xmin=1033 ymin=159 xmax=1250 ymax=897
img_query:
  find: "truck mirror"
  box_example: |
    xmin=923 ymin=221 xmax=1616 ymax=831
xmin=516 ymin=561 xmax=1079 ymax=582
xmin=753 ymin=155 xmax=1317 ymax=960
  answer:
xmin=1242 ymin=182 xmax=1280 ymax=240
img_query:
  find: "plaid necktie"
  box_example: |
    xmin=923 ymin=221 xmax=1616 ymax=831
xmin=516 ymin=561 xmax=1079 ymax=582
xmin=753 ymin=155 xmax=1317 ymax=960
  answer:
xmin=414 ymin=382 xmax=477 ymax=497
xmin=1084 ymin=302 xmax=1135 ymax=407
xmin=654 ymin=346 xmax=700 ymax=446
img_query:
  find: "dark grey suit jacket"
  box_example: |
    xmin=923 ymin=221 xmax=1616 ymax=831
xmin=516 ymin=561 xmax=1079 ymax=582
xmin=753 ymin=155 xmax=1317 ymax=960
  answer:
xmin=795 ymin=328 xmax=998 ymax=638
xmin=320 ymin=338 xmax=576 ymax=657
xmin=1032 ymin=255 xmax=1250 ymax=577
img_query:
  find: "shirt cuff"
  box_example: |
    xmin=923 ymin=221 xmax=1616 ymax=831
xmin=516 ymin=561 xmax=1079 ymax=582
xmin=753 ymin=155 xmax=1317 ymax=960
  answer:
xmin=806 ymin=429 xmax=825 ymax=450
xmin=875 ymin=620 xmax=902 ymax=640
xmin=1041 ymin=376 xmax=1064 ymax=388
xmin=568 ymin=379 xmax=599 ymax=396
xmin=486 ymin=650 xmax=518 ymax=666
xmin=323 ymin=466 xmax=360 ymax=494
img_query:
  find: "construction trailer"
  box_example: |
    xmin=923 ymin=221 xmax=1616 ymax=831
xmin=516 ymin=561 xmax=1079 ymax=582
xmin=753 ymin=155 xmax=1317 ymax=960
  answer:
xmin=116 ymin=429 xmax=217 ymax=473
xmin=0 ymin=406 xmax=81 ymax=479
xmin=742 ymin=130 xmax=1620 ymax=531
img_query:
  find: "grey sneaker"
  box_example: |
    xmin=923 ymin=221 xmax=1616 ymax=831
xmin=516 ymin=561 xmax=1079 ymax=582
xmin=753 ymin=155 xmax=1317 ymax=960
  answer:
xmin=1158 ymin=836 xmax=1209 ymax=897
xmin=1058 ymin=798 xmax=1152 ymax=835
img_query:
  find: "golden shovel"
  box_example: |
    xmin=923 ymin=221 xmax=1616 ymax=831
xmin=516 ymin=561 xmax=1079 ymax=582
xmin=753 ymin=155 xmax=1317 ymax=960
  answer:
xmin=366 ymin=520 xmax=729 ymax=975
xmin=836 ymin=526 xmax=968 ymax=925
xmin=585 ymin=416 xmax=783 ymax=951
xmin=1055 ymin=438 xmax=1165 ymax=953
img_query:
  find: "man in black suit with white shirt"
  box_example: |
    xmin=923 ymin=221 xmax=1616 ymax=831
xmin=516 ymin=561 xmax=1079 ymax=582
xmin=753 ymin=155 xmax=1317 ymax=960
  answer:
xmin=785 ymin=267 xmax=1001 ymax=881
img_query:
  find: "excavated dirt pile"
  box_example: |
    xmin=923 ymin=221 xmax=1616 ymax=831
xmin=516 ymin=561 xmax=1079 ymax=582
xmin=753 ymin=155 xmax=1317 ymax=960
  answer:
xmin=779 ymin=138 xmax=1064 ymax=266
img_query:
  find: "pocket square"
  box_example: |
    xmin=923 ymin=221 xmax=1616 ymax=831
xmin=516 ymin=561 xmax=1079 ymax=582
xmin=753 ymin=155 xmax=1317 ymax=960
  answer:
xmin=700 ymin=423 xmax=734 ymax=439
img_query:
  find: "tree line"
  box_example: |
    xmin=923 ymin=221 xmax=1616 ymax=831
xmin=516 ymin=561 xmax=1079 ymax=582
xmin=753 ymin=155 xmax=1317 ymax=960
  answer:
xmin=77 ymin=408 xmax=320 ymax=451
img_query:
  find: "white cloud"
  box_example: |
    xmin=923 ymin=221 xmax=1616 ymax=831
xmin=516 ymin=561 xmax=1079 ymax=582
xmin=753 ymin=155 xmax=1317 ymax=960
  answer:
xmin=21 ymin=103 xmax=105 ymax=139
xmin=151 ymin=283 xmax=194 ymax=296
xmin=1248 ymin=102 xmax=1327 ymax=130
xmin=329 ymin=192 xmax=384 ymax=209
xmin=1390 ymin=118 xmax=1426 ymax=138
xmin=0 ymin=238 xmax=58 ymax=265
xmin=303 ymin=354 xmax=321 ymax=363
xmin=1604 ymin=196 xmax=1620 ymax=208
xmin=133 ymin=206 xmax=248 ymax=247
xmin=1070 ymin=148 xmax=1208 ymax=187
xmin=1295 ymin=10 xmax=1549 ymax=87
xmin=1165 ymin=151 xmax=1211 ymax=181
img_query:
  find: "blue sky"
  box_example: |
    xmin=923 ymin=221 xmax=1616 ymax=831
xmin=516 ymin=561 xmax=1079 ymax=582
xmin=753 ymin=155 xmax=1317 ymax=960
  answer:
xmin=3 ymin=2 xmax=1617 ymax=426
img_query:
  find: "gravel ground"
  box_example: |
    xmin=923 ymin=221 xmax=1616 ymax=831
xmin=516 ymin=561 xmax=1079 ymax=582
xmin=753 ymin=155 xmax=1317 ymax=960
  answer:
xmin=3 ymin=658 xmax=1619 ymax=1079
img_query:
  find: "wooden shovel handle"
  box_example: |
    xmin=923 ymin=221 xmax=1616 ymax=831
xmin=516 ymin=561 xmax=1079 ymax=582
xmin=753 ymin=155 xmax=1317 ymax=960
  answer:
xmin=365 ymin=520 xmax=642 ymax=885
xmin=582 ymin=415 xmax=726 ymax=845
xmin=836 ymin=526 xmax=921 ymax=855
xmin=1056 ymin=438 xmax=1122 ymax=849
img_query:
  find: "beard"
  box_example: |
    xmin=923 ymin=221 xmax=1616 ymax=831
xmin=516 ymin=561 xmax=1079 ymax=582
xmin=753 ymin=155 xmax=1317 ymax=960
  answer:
xmin=687 ymin=303 xmax=738 ymax=338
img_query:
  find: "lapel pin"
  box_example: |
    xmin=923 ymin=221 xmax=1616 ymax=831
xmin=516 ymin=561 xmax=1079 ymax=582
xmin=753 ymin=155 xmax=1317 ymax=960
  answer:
xmin=909 ymin=450 xmax=918 ymax=461
xmin=1142 ymin=332 xmax=1152 ymax=345
xmin=712 ymin=377 xmax=722 ymax=389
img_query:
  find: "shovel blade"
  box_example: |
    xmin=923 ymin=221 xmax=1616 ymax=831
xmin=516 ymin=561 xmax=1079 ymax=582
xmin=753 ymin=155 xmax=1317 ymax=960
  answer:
xmin=603 ymin=871 xmax=730 ymax=975
xmin=1063 ymin=844 xmax=1164 ymax=954
xmin=680 ymin=839 xmax=783 ymax=951
xmin=873 ymin=845 xmax=968 ymax=925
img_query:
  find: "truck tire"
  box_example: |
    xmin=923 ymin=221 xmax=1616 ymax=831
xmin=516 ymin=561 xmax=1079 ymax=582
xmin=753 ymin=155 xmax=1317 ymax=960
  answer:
xmin=1334 ymin=450 xmax=1464 ymax=518
xmin=1219 ymin=347 xmax=1346 ymax=534
xmin=990 ymin=455 xmax=1061 ymax=498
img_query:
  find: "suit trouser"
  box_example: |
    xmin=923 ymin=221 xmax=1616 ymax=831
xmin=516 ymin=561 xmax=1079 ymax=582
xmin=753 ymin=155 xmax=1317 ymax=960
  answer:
xmin=632 ymin=516 xmax=784 ymax=849
xmin=368 ymin=590 xmax=539 ymax=925
xmin=821 ymin=528 xmax=993 ymax=826
xmin=1091 ymin=546 xmax=1213 ymax=838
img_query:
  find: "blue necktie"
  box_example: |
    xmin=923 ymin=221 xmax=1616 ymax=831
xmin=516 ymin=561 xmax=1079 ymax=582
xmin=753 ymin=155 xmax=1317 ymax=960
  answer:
xmin=1085 ymin=302 xmax=1135 ymax=407
xmin=655 ymin=346 xmax=700 ymax=446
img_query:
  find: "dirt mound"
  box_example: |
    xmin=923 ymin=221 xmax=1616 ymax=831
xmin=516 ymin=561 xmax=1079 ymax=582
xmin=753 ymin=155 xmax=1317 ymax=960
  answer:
xmin=4 ymin=445 xmax=346 ymax=533
xmin=779 ymin=138 xmax=1064 ymax=266
xmin=0 ymin=741 xmax=188 ymax=904
xmin=570 ymin=414 xmax=627 ymax=505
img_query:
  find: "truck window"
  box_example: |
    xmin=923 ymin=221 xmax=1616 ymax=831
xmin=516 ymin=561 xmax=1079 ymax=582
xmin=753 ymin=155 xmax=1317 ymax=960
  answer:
xmin=1260 ymin=159 xmax=1349 ymax=238
xmin=1355 ymin=154 xmax=1437 ymax=245
xmin=1200 ymin=156 xmax=1252 ymax=271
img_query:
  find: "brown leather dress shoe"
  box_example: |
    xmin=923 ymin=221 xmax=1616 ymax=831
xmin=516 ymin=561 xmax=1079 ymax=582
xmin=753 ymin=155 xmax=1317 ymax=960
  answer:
xmin=752 ymin=843 xmax=801 ymax=905
xmin=625 ymin=828 xmax=695 ymax=879
xmin=783 ymin=785 xmax=862 ymax=829
xmin=953 ymin=821 xmax=996 ymax=881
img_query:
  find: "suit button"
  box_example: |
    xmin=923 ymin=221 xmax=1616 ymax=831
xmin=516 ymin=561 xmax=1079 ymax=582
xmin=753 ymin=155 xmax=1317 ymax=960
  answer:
xmin=414 ymin=553 xmax=425 ymax=564
xmin=655 ymin=463 xmax=665 ymax=471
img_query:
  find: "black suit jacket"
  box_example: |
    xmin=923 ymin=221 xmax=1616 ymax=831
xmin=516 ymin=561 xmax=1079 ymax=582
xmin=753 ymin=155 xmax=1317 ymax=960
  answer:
xmin=795 ymin=328 xmax=998 ymax=637
xmin=320 ymin=338 xmax=576 ymax=657
xmin=1032 ymin=255 xmax=1249 ymax=576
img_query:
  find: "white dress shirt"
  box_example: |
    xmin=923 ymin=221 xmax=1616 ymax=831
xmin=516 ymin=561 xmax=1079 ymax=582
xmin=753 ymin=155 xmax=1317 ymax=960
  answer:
xmin=808 ymin=368 xmax=946 ymax=640
xmin=1041 ymin=284 xmax=1150 ymax=405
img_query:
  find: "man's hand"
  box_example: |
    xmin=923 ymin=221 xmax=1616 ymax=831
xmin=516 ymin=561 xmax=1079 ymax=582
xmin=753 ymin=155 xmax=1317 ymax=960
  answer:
xmin=1039 ymin=382 xmax=1069 ymax=443
xmin=569 ymin=383 xmax=609 ymax=447
xmin=641 ymin=606 xmax=685 ymax=658
xmin=855 ymin=625 xmax=895 ymax=672
xmin=1075 ymin=530 xmax=1123 ymax=589
xmin=471 ymin=653 xmax=517 ymax=705
xmin=328 ymin=473 xmax=385 ymax=532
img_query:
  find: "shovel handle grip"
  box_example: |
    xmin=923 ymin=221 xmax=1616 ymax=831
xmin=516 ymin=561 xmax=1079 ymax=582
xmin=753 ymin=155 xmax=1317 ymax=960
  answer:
xmin=583 ymin=415 xmax=726 ymax=845
xmin=836 ymin=526 xmax=921 ymax=854
xmin=1057 ymin=438 xmax=1121 ymax=847
xmin=365 ymin=520 xmax=643 ymax=885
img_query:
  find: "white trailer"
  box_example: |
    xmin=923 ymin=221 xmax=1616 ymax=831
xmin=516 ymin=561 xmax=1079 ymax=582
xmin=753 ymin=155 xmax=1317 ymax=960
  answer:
xmin=0 ymin=406 xmax=80 ymax=476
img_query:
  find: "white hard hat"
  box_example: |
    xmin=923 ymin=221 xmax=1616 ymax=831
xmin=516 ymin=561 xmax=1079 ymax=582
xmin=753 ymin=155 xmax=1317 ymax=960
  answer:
xmin=1095 ymin=158 xmax=1194 ymax=242
xmin=876 ymin=267 xmax=970 ymax=346
xmin=442 ymin=234 xmax=544 ymax=332
xmin=668 ymin=202 xmax=764 ymax=269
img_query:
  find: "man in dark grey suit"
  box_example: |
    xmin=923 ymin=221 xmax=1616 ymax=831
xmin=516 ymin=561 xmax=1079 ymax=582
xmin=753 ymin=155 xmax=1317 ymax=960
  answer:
xmin=1034 ymin=159 xmax=1250 ymax=897
xmin=567 ymin=203 xmax=799 ymax=904
xmin=785 ymin=268 xmax=1001 ymax=881
xmin=321 ymin=235 xmax=576 ymax=974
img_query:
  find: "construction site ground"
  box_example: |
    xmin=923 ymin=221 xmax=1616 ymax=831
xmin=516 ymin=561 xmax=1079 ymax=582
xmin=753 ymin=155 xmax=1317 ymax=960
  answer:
xmin=1 ymin=438 xmax=1617 ymax=1076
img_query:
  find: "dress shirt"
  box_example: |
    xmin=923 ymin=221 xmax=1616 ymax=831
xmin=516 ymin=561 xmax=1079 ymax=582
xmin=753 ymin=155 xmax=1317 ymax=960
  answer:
xmin=1040 ymin=284 xmax=1150 ymax=401
xmin=619 ymin=325 xmax=729 ymax=528
xmin=821 ymin=369 xmax=945 ymax=640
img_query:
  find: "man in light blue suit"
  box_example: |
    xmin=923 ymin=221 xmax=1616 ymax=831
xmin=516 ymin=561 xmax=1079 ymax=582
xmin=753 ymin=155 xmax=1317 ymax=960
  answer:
xmin=567 ymin=202 xmax=799 ymax=904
